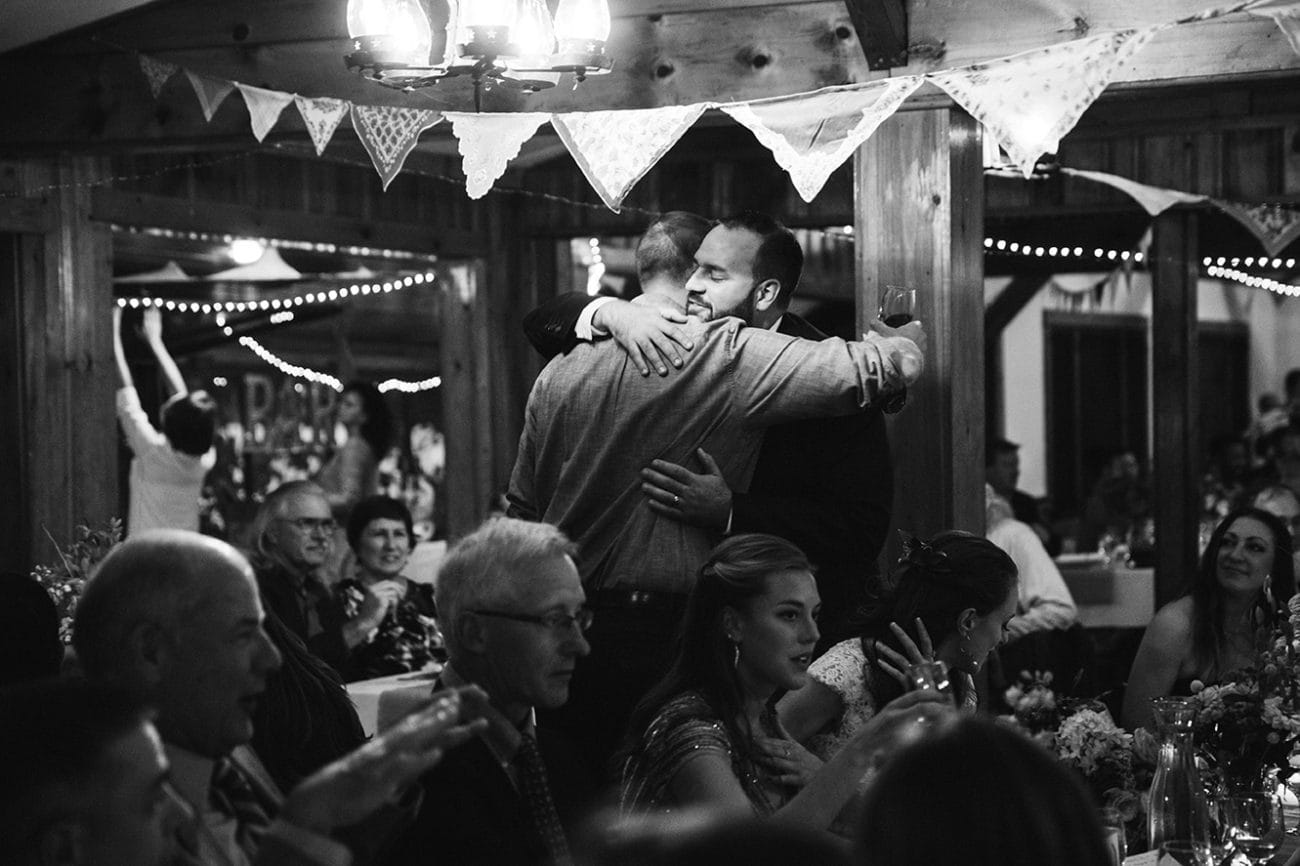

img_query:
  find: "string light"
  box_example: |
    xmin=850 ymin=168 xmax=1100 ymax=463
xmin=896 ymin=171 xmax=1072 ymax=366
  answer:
xmin=585 ymin=237 xmax=606 ymax=296
xmin=230 ymin=330 xmax=442 ymax=392
xmin=1206 ymin=265 xmax=1300 ymax=298
xmin=114 ymin=271 xmax=437 ymax=313
xmin=983 ymin=236 xmax=1145 ymax=264
xmin=110 ymin=223 xmax=438 ymax=263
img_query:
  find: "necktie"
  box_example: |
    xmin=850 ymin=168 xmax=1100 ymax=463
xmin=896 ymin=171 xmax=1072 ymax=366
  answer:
xmin=514 ymin=732 xmax=574 ymax=866
xmin=209 ymin=756 xmax=271 ymax=857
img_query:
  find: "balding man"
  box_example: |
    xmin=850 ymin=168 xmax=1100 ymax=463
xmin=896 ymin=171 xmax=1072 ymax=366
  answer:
xmin=73 ymin=529 xmax=485 ymax=866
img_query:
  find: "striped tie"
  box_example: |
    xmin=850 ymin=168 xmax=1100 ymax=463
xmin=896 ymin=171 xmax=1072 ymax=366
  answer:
xmin=514 ymin=733 xmax=574 ymax=866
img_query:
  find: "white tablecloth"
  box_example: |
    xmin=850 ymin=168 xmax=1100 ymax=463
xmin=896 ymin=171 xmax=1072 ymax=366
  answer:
xmin=345 ymin=667 xmax=442 ymax=737
xmin=1058 ymin=561 xmax=1155 ymax=629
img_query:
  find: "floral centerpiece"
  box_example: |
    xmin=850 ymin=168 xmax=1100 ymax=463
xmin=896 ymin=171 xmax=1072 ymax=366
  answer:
xmin=30 ymin=519 xmax=122 ymax=644
xmin=1003 ymin=672 xmax=1156 ymax=852
xmin=1183 ymin=595 xmax=1300 ymax=792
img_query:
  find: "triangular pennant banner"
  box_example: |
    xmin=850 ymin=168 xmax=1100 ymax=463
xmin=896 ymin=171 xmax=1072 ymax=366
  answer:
xmin=294 ymin=95 xmax=351 ymax=156
xmin=1061 ymin=168 xmax=1208 ymax=216
xmin=138 ymin=55 xmax=177 ymax=99
xmin=1212 ymin=200 xmax=1300 ymax=257
xmin=721 ymin=78 xmax=922 ymax=202
xmin=350 ymin=105 xmax=442 ymax=190
xmin=930 ymin=28 xmax=1157 ymax=178
xmin=185 ymin=71 xmax=236 ymax=122
xmin=236 ymin=83 xmax=295 ymax=142
xmin=1248 ymin=1 xmax=1300 ymax=54
xmin=445 ymin=111 xmax=550 ymax=199
xmin=551 ymin=104 xmax=709 ymax=212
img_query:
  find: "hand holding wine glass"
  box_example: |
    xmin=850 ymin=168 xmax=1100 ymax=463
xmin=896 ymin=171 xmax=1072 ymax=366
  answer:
xmin=875 ymin=285 xmax=918 ymax=413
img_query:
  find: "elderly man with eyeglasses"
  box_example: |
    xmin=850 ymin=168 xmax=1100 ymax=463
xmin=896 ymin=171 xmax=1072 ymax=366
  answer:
xmin=390 ymin=517 xmax=598 ymax=866
xmin=250 ymin=481 xmax=352 ymax=673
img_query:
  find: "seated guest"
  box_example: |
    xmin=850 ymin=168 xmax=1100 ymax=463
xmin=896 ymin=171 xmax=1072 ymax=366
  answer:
xmin=777 ymin=532 xmax=1018 ymax=761
xmin=0 ymin=679 xmax=186 ymax=866
xmin=619 ymin=534 xmax=952 ymax=826
xmin=1122 ymin=507 xmax=1295 ymax=730
xmin=985 ymin=438 xmax=1059 ymax=555
xmin=985 ymin=486 xmax=1086 ymax=694
xmin=249 ymin=481 xmax=348 ymax=672
xmin=0 ymin=571 xmax=64 ymax=686
xmin=855 ymin=716 xmax=1110 ymax=866
xmin=72 ymin=528 xmax=486 ymax=866
xmin=391 ymin=517 xmax=598 ymax=866
xmin=336 ymin=495 xmax=443 ymax=681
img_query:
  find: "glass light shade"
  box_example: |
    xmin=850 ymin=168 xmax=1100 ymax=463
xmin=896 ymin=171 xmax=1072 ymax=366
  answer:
xmin=554 ymin=0 xmax=610 ymax=43
xmin=459 ymin=0 xmax=517 ymax=28
xmin=346 ymin=0 xmax=433 ymax=66
xmin=512 ymin=0 xmax=556 ymax=58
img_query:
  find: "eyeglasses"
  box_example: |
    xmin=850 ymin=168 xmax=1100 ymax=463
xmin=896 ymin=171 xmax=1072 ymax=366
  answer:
xmin=280 ymin=517 xmax=338 ymax=535
xmin=470 ymin=607 xmax=594 ymax=635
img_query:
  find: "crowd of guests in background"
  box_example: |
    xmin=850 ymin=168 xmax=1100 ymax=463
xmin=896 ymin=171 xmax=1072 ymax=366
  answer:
xmin=11 ymin=206 xmax=1295 ymax=866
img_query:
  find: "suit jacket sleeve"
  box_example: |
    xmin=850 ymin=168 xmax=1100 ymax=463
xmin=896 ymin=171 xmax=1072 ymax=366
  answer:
xmin=521 ymin=292 xmax=598 ymax=359
xmin=730 ymin=409 xmax=893 ymax=569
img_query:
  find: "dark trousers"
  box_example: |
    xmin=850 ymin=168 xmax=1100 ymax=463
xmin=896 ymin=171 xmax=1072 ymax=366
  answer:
xmin=540 ymin=590 xmax=686 ymax=780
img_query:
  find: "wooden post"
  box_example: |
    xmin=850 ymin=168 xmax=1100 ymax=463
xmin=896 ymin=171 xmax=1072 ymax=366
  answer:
xmin=0 ymin=157 xmax=115 ymax=572
xmin=854 ymin=107 xmax=986 ymax=548
xmin=1151 ymin=209 xmax=1200 ymax=607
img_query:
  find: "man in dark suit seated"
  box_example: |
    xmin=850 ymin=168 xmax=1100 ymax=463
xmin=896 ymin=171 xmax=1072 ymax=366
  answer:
xmin=72 ymin=529 xmax=481 ymax=866
xmin=522 ymin=211 xmax=893 ymax=651
xmin=986 ymin=437 xmax=1060 ymax=557
xmin=391 ymin=517 xmax=597 ymax=866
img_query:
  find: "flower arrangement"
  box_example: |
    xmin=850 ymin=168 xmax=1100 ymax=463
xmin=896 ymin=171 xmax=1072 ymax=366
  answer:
xmin=1003 ymin=672 xmax=1155 ymax=850
xmin=1183 ymin=596 xmax=1300 ymax=791
xmin=30 ymin=519 xmax=123 ymax=644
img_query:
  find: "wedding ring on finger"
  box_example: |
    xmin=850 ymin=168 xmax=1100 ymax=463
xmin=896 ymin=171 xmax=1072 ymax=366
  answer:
xmin=673 ymin=494 xmax=680 ymax=506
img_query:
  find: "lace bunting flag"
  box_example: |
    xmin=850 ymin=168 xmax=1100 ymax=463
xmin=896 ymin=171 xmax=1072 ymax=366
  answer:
xmin=1061 ymin=168 xmax=1208 ymax=216
xmin=721 ymin=78 xmax=922 ymax=203
xmin=1213 ymin=200 xmax=1300 ymax=257
xmin=138 ymin=55 xmax=177 ymax=99
xmin=185 ymin=71 xmax=236 ymax=122
xmin=445 ymin=112 xmax=550 ymax=199
xmin=930 ymin=28 xmax=1157 ymax=178
xmin=350 ymin=105 xmax=442 ymax=190
xmin=294 ymin=96 xmax=350 ymax=156
xmin=236 ymin=84 xmax=295 ymax=142
xmin=1248 ymin=1 xmax=1300 ymax=55
xmin=551 ymin=104 xmax=709 ymax=212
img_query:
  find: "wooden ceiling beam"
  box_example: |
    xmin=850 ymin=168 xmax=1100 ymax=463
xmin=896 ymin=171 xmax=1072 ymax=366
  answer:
xmin=843 ymin=0 xmax=907 ymax=70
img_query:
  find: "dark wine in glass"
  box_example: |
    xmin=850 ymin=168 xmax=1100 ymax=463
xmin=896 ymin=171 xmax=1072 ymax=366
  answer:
xmin=878 ymin=286 xmax=916 ymax=414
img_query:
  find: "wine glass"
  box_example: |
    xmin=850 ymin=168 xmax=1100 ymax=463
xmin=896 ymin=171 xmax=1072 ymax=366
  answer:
xmin=1223 ymin=791 xmax=1286 ymax=865
xmin=879 ymin=285 xmax=916 ymax=327
xmin=1156 ymin=840 xmax=1214 ymax=866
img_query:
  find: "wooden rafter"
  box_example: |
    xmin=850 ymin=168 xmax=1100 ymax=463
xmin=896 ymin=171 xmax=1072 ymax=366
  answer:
xmin=843 ymin=0 xmax=907 ymax=70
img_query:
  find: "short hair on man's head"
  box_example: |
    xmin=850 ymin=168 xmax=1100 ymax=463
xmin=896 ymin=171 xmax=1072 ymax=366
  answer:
xmin=0 ymin=679 xmax=151 ymax=854
xmin=716 ymin=211 xmax=803 ymax=308
xmin=984 ymin=437 xmax=1019 ymax=467
xmin=161 ymin=390 xmax=217 ymax=457
xmin=74 ymin=530 xmax=240 ymax=681
xmin=346 ymin=495 xmax=415 ymax=551
xmin=635 ymin=211 xmax=713 ymax=287
xmin=434 ymin=518 xmax=576 ymax=657
xmin=251 ymin=480 xmax=329 ymax=569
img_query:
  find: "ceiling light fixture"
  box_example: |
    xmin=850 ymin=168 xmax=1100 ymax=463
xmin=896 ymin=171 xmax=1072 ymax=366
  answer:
xmin=345 ymin=0 xmax=613 ymax=111
xmin=227 ymin=238 xmax=267 ymax=265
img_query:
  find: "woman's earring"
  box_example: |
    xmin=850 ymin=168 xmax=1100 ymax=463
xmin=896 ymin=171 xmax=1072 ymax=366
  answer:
xmin=1265 ymin=574 xmax=1275 ymax=607
xmin=733 ymin=641 xmax=741 ymax=671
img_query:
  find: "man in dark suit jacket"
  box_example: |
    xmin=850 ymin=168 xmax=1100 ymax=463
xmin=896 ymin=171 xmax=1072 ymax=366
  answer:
xmin=391 ymin=518 xmax=596 ymax=866
xmin=522 ymin=212 xmax=892 ymax=648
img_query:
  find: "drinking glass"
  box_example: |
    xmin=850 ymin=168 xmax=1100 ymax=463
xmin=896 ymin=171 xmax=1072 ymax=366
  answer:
xmin=1156 ymin=840 xmax=1214 ymax=866
xmin=1223 ymin=792 xmax=1286 ymax=865
xmin=879 ymin=285 xmax=916 ymax=327
xmin=907 ymin=660 xmax=955 ymax=705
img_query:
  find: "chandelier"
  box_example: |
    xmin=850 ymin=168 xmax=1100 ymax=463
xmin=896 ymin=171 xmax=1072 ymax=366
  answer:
xmin=345 ymin=0 xmax=613 ymax=109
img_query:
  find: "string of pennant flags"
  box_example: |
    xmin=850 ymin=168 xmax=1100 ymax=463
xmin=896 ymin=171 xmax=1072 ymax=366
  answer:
xmin=127 ymin=0 xmax=1300 ymax=211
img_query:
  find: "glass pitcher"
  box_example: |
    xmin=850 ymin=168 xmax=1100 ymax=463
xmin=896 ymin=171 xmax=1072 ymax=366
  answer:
xmin=1148 ymin=697 xmax=1211 ymax=852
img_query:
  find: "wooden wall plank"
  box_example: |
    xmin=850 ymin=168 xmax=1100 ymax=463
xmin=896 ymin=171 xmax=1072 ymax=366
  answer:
xmin=854 ymin=107 xmax=985 ymax=547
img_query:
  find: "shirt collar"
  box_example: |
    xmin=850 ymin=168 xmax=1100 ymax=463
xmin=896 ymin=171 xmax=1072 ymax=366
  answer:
xmin=440 ymin=662 xmax=536 ymax=766
xmin=164 ymin=743 xmax=218 ymax=813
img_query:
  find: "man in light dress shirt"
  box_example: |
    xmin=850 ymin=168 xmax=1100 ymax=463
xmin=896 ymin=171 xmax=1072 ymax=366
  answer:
xmin=72 ymin=529 xmax=484 ymax=866
xmin=509 ymin=211 xmax=926 ymax=765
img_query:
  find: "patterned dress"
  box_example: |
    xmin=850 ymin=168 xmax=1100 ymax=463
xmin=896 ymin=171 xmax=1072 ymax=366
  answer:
xmin=619 ymin=690 xmax=788 ymax=817
xmin=335 ymin=577 xmax=444 ymax=681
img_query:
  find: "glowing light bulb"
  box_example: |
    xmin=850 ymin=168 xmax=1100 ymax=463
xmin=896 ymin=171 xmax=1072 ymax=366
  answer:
xmin=228 ymin=238 xmax=265 ymax=265
xmin=554 ymin=0 xmax=611 ymax=43
xmin=346 ymin=0 xmax=432 ymax=65
xmin=513 ymin=0 xmax=556 ymax=57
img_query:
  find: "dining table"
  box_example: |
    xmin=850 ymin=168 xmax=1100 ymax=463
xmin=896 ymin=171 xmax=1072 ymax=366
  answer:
xmin=345 ymin=666 xmax=442 ymax=737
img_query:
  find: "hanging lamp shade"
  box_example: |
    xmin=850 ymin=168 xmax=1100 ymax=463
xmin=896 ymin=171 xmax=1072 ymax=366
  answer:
xmin=554 ymin=0 xmax=611 ymax=45
xmin=346 ymin=0 xmax=434 ymax=66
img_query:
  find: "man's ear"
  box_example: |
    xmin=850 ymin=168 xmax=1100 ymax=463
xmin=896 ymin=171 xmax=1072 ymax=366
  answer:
xmin=458 ymin=612 xmax=488 ymax=655
xmin=752 ymin=279 xmax=782 ymax=313
xmin=129 ymin=622 xmax=168 ymax=687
